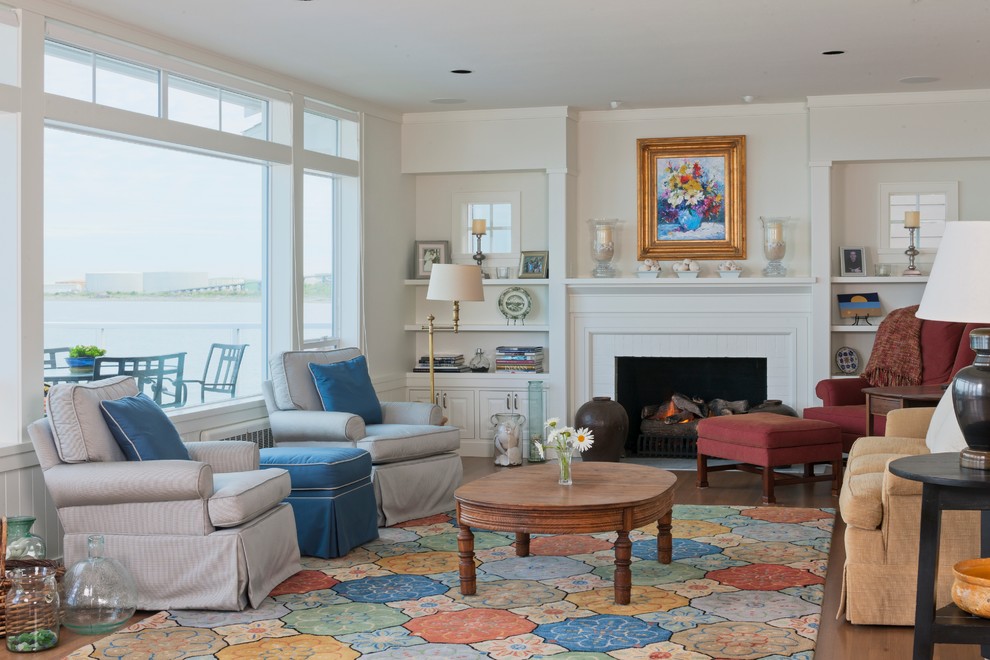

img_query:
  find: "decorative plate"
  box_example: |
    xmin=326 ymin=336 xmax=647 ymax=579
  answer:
xmin=835 ymin=346 xmax=861 ymax=374
xmin=497 ymin=287 xmax=532 ymax=324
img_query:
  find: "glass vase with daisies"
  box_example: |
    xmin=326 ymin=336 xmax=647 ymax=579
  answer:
xmin=533 ymin=418 xmax=594 ymax=485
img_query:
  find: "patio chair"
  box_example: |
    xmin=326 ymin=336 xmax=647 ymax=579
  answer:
xmin=93 ymin=353 xmax=187 ymax=408
xmin=43 ymin=346 xmax=71 ymax=369
xmin=183 ymin=343 xmax=248 ymax=403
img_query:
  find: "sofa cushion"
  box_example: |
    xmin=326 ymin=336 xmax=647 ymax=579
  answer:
xmin=259 ymin=446 xmax=372 ymax=490
xmin=100 ymin=393 xmax=191 ymax=461
xmin=269 ymin=348 xmax=362 ymax=411
xmin=358 ymin=424 xmax=461 ymax=464
xmin=46 ymin=376 xmax=138 ymax=463
xmin=920 ymin=320 xmax=966 ymax=385
xmin=209 ymin=468 xmax=291 ymax=528
xmin=839 ymin=470 xmax=884 ymax=530
xmin=309 ymin=356 xmax=383 ymax=424
xmin=925 ymin=389 xmax=967 ymax=453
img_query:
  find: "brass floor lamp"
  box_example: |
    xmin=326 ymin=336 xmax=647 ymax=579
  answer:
xmin=425 ymin=264 xmax=485 ymax=404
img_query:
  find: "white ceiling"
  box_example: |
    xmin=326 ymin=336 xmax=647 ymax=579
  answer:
xmin=55 ymin=0 xmax=990 ymax=114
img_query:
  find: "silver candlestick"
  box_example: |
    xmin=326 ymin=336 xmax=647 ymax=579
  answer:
xmin=903 ymin=227 xmax=922 ymax=276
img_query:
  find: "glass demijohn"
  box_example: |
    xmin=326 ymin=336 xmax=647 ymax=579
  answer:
xmin=527 ymin=381 xmax=546 ymax=463
xmin=61 ymin=535 xmax=138 ymax=635
xmin=4 ymin=566 xmax=60 ymax=653
xmin=491 ymin=412 xmax=525 ymax=466
xmin=468 ymin=348 xmax=491 ymax=373
xmin=4 ymin=516 xmax=46 ymax=560
xmin=761 ymin=217 xmax=788 ymax=277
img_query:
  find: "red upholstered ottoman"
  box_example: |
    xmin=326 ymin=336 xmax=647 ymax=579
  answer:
xmin=696 ymin=413 xmax=842 ymax=504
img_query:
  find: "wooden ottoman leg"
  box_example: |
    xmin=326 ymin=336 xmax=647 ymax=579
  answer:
xmin=697 ymin=452 xmax=709 ymax=488
xmin=762 ymin=466 xmax=775 ymax=505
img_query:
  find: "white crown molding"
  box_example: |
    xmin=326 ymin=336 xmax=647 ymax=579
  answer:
xmin=402 ymin=106 xmax=575 ymax=124
xmin=807 ymin=89 xmax=990 ymax=108
xmin=578 ymin=102 xmax=808 ymax=123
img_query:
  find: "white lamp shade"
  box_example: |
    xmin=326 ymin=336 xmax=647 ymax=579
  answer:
xmin=916 ymin=221 xmax=990 ymax=323
xmin=426 ymin=264 xmax=485 ymax=302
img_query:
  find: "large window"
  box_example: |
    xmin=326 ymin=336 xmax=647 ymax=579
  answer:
xmin=44 ymin=128 xmax=267 ymax=404
xmin=302 ymin=171 xmax=335 ymax=343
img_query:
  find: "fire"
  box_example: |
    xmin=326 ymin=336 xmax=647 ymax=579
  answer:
xmin=659 ymin=400 xmax=693 ymax=424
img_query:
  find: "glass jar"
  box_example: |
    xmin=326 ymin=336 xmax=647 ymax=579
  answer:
xmin=527 ymin=381 xmax=546 ymax=463
xmin=761 ymin=217 xmax=789 ymax=277
xmin=468 ymin=348 xmax=491 ymax=373
xmin=491 ymin=412 xmax=524 ymax=466
xmin=61 ymin=535 xmax=138 ymax=635
xmin=4 ymin=566 xmax=60 ymax=653
xmin=5 ymin=516 xmax=46 ymax=560
xmin=589 ymin=218 xmax=619 ymax=278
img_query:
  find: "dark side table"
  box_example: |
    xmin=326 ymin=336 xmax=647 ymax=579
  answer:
xmin=888 ymin=453 xmax=990 ymax=660
xmin=862 ymin=385 xmax=944 ymax=436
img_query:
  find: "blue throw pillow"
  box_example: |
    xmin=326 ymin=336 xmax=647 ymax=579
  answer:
xmin=100 ymin=393 xmax=191 ymax=461
xmin=309 ymin=356 xmax=383 ymax=424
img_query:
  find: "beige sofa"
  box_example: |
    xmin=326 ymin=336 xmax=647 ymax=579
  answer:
xmin=839 ymin=405 xmax=979 ymax=625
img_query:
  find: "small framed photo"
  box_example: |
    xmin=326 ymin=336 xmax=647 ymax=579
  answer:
xmin=519 ymin=251 xmax=549 ymax=279
xmin=414 ymin=240 xmax=449 ymax=279
xmin=839 ymin=246 xmax=867 ymax=276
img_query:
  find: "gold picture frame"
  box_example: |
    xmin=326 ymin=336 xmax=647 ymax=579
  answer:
xmin=637 ymin=135 xmax=746 ymax=260
xmin=518 ymin=251 xmax=549 ymax=279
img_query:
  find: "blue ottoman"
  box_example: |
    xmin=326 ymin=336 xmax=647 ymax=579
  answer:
xmin=260 ymin=446 xmax=379 ymax=558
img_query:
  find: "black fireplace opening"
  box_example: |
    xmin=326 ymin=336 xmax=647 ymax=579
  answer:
xmin=615 ymin=356 xmax=768 ymax=456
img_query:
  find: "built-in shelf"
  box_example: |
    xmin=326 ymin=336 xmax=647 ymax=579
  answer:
xmin=404 ymin=279 xmax=549 ymax=286
xmin=404 ymin=324 xmax=550 ymax=332
xmin=831 ymin=324 xmax=879 ymax=333
xmin=564 ymin=277 xmax=816 ymax=295
xmin=831 ymin=276 xmax=928 ymax=284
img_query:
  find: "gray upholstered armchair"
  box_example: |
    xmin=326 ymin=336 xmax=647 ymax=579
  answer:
xmin=263 ymin=348 xmax=463 ymax=526
xmin=30 ymin=376 xmax=300 ymax=611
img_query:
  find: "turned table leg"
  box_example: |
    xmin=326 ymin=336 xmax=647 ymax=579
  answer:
xmin=657 ymin=510 xmax=672 ymax=564
xmin=515 ymin=532 xmax=530 ymax=556
xmin=614 ymin=529 xmax=632 ymax=605
xmin=458 ymin=524 xmax=476 ymax=595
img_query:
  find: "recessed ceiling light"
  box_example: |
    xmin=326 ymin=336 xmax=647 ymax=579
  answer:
xmin=821 ymin=50 xmax=845 ymax=56
xmin=430 ymin=98 xmax=467 ymax=104
xmin=450 ymin=69 xmax=473 ymax=75
xmin=741 ymin=95 xmax=755 ymax=103
xmin=899 ymin=76 xmax=940 ymax=84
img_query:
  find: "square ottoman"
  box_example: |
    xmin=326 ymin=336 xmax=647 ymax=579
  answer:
xmin=260 ymin=446 xmax=379 ymax=558
xmin=696 ymin=413 xmax=842 ymax=504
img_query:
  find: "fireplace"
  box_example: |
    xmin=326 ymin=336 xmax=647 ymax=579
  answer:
xmin=615 ymin=356 xmax=768 ymax=456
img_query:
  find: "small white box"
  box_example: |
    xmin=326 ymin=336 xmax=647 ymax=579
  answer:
xmin=717 ymin=270 xmax=742 ymax=278
xmin=676 ymin=271 xmax=699 ymax=279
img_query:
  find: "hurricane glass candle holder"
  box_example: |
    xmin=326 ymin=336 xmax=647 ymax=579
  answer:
xmin=761 ymin=217 xmax=788 ymax=277
xmin=589 ymin=218 xmax=619 ymax=278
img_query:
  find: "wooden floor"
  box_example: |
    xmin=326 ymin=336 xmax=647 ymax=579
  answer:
xmin=32 ymin=458 xmax=982 ymax=659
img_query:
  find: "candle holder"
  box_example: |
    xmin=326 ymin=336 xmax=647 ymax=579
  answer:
xmin=589 ymin=218 xmax=619 ymax=278
xmin=903 ymin=227 xmax=922 ymax=276
xmin=760 ymin=217 xmax=788 ymax=277
xmin=471 ymin=220 xmax=489 ymax=278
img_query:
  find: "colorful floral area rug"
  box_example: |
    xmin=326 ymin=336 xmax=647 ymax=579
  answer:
xmin=67 ymin=505 xmax=834 ymax=659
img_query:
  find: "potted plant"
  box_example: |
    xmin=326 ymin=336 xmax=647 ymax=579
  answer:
xmin=66 ymin=345 xmax=106 ymax=373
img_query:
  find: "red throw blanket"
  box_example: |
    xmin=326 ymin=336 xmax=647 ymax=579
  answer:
xmin=862 ymin=304 xmax=923 ymax=387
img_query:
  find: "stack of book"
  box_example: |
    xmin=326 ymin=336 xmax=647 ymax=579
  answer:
xmin=414 ymin=353 xmax=471 ymax=373
xmin=494 ymin=346 xmax=545 ymax=373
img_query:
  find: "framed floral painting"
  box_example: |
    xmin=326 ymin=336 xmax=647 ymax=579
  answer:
xmin=637 ymin=135 xmax=746 ymax=260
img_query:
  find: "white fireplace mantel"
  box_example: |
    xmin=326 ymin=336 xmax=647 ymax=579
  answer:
xmin=566 ymin=279 xmax=815 ymax=415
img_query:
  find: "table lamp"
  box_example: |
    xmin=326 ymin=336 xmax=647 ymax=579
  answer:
xmin=425 ymin=264 xmax=485 ymax=403
xmin=916 ymin=221 xmax=990 ymax=469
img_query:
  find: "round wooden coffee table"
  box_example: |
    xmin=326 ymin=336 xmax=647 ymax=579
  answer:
xmin=454 ymin=461 xmax=677 ymax=605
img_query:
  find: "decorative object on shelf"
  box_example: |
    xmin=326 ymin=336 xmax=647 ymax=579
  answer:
xmin=61 ymin=535 xmax=137 ymax=635
xmin=527 ymin=380 xmax=546 ymax=463
xmin=4 ymin=516 xmax=46 ymax=560
xmin=468 ymin=348 xmax=491 ymax=373
xmin=470 ymin=218 xmax=489 ymax=278
xmin=951 ymin=557 xmax=990 ymax=618
xmin=497 ymin=286 xmax=532 ymax=325
xmin=717 ymin=260 xmax=742 ymax=278
xmin=902 ymin=210 xmax=923 ymax=276
xmin=837 ymin=292 xmax=881 ymax=326
xmin=637 ymin=135 xmax=746 ymax=260
xmin=414 ymin=240 xmax=450 ymax=279
xmin=838 ymin=245 xmax=867 ymax=277
xmin=761 ymin=217 xmax=789 ymax=277
xmin=425 ymin=264 xmax=485 ymax=402
xmin=518 ymin=250 xmax=548 ymax=279
xmin=834 ymin=346 xmax=861 ymax=375
xmin=494 ymin=346 xmax=544 ymax=373
xmin=875 ymin=263 xmax=892 ymax=277
xmin=66 ymin=345 xmax=106 ymax=373
xmin=636 ymin=258 xmax=661 ymax=278
xmin=916 ymin=221 xmax=990 ymax=470
xmin=3 ymin=566 xmax=60 ymax=653
xmin=495 ymin=266 xmax=510 ymax=279
xmin=533 ymin=418 xmax=595 ymax=485
xmin=672 ymin=258 xmax=701 ymax=278
xmin=589 ymin=218 xmax=619 ymax=278
xmin=574 ymin=396 xmax=628 ymax=462
xmin=491 ymin=412 xmax=524 ymax=466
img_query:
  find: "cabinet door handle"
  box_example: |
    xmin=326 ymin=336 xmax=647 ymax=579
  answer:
xmin=442 ymin=392 xmax=447 ymax=409
xmin=434 ymin=392 xmax=440 ymax=406
xmin=506 ymin=393 xmax=511 ymax=409
xmin=513 ymin=393 xmax=519 ymax=410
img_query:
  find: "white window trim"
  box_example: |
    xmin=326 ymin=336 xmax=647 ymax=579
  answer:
xmin=450 ymin=191 xmax=521 ymax=265
xmin=877 ymin=181 xmax=958 ymax=258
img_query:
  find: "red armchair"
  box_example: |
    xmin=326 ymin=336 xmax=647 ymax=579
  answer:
xmin=804 ymin=317 xmax=983 ymax=451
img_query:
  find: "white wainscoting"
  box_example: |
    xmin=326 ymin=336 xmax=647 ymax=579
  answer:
xmin=567 ymin=282 xmax=814 ymax=415
xmin=0 ymin=445 xmax=62 ymax=559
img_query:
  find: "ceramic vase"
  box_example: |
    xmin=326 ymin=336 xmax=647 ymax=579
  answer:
xmin=574 ymin=396 xmax=628 ymax=462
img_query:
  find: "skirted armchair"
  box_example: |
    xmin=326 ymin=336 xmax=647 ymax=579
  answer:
xmin=263 ymin=348 xmax=463 ymax=526
xmin=30 ymin=376 xmax=300 ymax=611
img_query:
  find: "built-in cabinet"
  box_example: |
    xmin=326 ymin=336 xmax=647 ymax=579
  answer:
xmin=408 ymin=386 xmax=477 ymax=441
